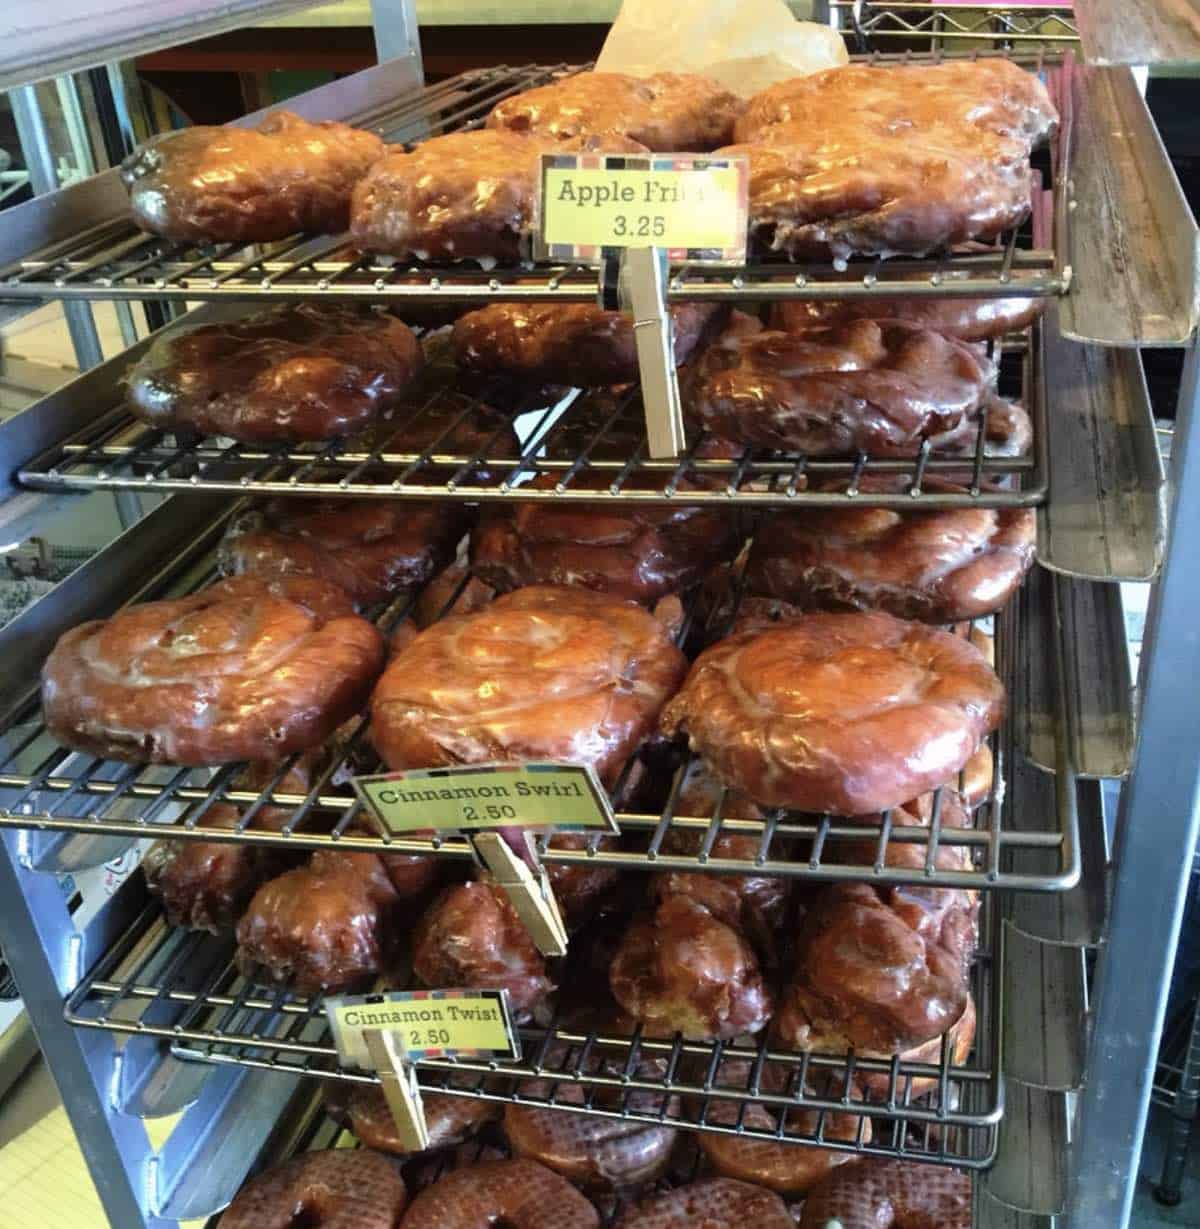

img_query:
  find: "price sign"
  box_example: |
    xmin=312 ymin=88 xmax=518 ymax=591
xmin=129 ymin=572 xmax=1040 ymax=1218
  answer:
xmin=351 ymin=762 xmax=618 ymax=838
xmin=535 ymin=152 xmax=749 ymax=263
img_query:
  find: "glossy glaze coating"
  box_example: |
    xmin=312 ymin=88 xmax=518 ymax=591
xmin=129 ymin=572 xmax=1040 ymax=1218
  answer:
xmin=855 ymin=994 xmax=976 ymax=1100
xmin=773 ymin=294 xmax=1043 ymax=343
xmin=659 ymin=611 xmax=1004 ymax=815
xmin=42 ymin=575 xmax=384 ymax=766
xmin=470 ymin=473 xmax=742 ymax=606
xmin=544 ymin=830 xmax=621 ymax=929
xmin=346 ymin=1084 xmax=499 ymax=1156
xmin=488 ymin=71 xmax=743 ymax=151
xmin=412 ymin=881 xmax=552 ymax=1017
xmin=797 ymin=1157 xmax=972 ymax=1229
xmin=746 ymin=477 xmax=1035 ymax=622
xmin=609 ymin=895 xmax=772 ymax=1040
xmin=687 ymin=314 xmax=994 ymax=456
xmin=122 ymin=111 xmax=384 ymax=243
xmin=834 ymin=786 xmax=977 ymax=876
xmin=412 ymin=561 xmax=496 ymax=629
xmin=350 ymin=130 xmax=644 ymax=264
xmin=452 ymin=302 xmax=720 ymax=387
xmin=370 ymin=585 xmax=687 ymax=785
xmin=125 ymin=304 xmax=422 ymax=444
xmin=401 ymin=1158 xmax=600 ymax=1229
xmin=218 ymin=1148 xmax=406 ymax=1229
xmin=220 ymin=498 xmax=470 ymax=608
xmin=614 ymin=1178 xmax=792 ymax=1229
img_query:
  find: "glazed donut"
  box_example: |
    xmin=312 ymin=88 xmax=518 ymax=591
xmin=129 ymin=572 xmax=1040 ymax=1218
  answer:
xmin=772 ymin=294 xmax=1042 ymax=343
xmin=219 ymin=499 xmax=470 ymax=609
xmin=470 ymin=472 xmax=742 ymax=606
xmin=658 ymin=610 xmax=1004 ymax=816
xmin=452 ymin=303 xmax=721 ymax=388
xmin=125 ymin=304 xmax=423 ymax=444
xmin=401 ymin=1157 xmax=600 ymax=1229
xmin=346 ymin=1084 xmax=500 ymax=1156
xmin=857 ymin=994 xmax=977 ymax=1101
xmin=833 ymin=786 xmax=977 ymax=876
xmin=614 ymin=1177 xmax=792 ymax=1229
xmin=42 ymin=575 xmax=384 ymax=766
xmin=685 ymin=313 xmax=995 ymax=456
xmin=412 ymin=881 xmax=553 ymax=1018
xmin=609 ymin=895 xmax=772 ymax=1040
xmin=543 ymin=831 xmax=621 ymax=929
xmin=218 ymin=1148 xmax=406 ymax=1229
xmin=369 ymin=585 xmax=687 ymax=787
xmin=412 ymin=561 xmax=497 ymax=629
xmin=122 ymin=111 xmax=384 ymax=243
xmin=488 ymin=71 xmax=743 ymax=151
xmin=745 ymin=477 xmax=1035 ymax=623
xmin=797 ymin=1157 xmax=971 ymax=1228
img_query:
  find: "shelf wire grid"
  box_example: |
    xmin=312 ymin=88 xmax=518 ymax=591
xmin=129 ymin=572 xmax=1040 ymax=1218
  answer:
xmin=65 ymin=891 xmax=1003 ymax=1170
xmin=0 ymin=47 xmax=1070 ymax=306
xmin=0 ymin=511 xmax=1077 ymax=892
xmin=831 ymin=2 xmax=1078 ymax=50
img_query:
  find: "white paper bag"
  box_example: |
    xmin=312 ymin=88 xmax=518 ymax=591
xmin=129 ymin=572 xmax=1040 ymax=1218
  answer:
xmin=595 ymin=0 xmax=848 ymax=99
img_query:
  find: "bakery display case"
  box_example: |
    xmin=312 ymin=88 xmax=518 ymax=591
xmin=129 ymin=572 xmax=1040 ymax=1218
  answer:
xmin=0 ymin=2 xmax=1193 ymax=1226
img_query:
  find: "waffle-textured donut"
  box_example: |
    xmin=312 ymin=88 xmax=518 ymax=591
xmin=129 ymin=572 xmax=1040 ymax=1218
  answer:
xmin=122 ymin=111 xmax=384 ymax=243
xmin=659 ymin=610 xmax=1004 ymax=815
xmin=488 ymin=71 xmax=743 ymax=151
xmin=412 ymin=881 xmax=553 ymax=1018
xmin=798 ymin=1157 xmax=972 ymax=1229
xmin=218 ymin=1148 xmax=407 ymax=1229
xmin=126 ymin=304 xmax=423 ymax=444
xmin=687 ymin=314 xmax=995 ymax=457
xmin=350 ymin=130 xmax=645 ymax=264
xmin=219 ymin=499 xmax=470 ymax=608
xmin=345 ymin=1084 xmax=500 ymax=1156
xmin=402 ymin=1158 xmax=600 ymax=1229
xmin=452 ymin=302 xmax=721 ymax=387
xmin=614 ymin=1178 xmax=792 ymax=1229
xmin=773 ymin=294 xmax=1042 ymax=343
xmin=470 ymin=473 xmax=742 ymax=607
xmin=609 ymin=895 xmax=772 ymax=1040
xmin=746 ymin=477 xmax=1035 ymax=622
xmin=42 ymin=575 xmax=384 ymax=766
xmin=369 ymin=585 xmax=687 ymax=786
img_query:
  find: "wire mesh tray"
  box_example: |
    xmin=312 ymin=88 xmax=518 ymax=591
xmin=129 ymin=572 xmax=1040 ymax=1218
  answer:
xmin=0 ymin=50 xmax=1069 ymax=306
xmin=66 ymin=897 xmax=1004 ymax=1170
xmin=831 ymin=2 xmax=1078 ymax=51
xmin=0 ymin=507 xmax=1078 ymax=892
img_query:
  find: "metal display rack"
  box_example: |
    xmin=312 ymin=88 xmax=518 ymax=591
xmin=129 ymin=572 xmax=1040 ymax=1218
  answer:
xmin=0 ymin=3 xmax=1190 ymax=1227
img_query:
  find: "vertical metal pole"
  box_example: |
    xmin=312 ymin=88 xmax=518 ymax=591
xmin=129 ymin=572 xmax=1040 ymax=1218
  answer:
xmin=369 ymin=0 xmax=422 ymax=77
xmin=1156 ymin=991 xmax=1200 ymax=1205
xmin=1065 ymin=337 xmax=1200 ymax=1229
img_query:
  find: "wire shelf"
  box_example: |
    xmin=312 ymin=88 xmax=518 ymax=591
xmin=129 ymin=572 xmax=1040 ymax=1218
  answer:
xmin=66 ymin=895 xmax=1003 ymax=1170
xmin=0 ymin=508 xmax=1077 ymax=892
xmin=831 ymin=2 xmax=1079 ymax=50
xmin=0 ymin=50 xmax=1070 ymax=306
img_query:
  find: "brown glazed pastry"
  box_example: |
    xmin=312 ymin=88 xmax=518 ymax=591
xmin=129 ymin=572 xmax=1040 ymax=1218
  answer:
xmin=543 ymin=831 xmax=621 ymax=929
xmin=402 ymin=1158 xmax=600 ymax=1229
xmin=122 ymin=111 xmax=384 ymax=243
xmin=659 ymin=611 xmax=1004 ymax=816
xmin=412 ymin=560 xmax=497 ymax=628
xmin=42 ymin=575 xmax=384 ymax=766
xmin=125 ymin=304 xmax=422 ymax=444
xmin=686 ymin=313 xmax=994 ymax=456
xmin=219 ymin=499 xmax=470 ymax=608
xmin=773 ymin=294 xmax=1042 ymax=343
xmin=452 ymin=302 xmax=721 ymax=387
xmin=350 ymin=130 xmax=645 ymax=265
xmin=488 ymin=71 xmax=743 ymax=151
xmin=412 ymin=881 xmax=553 ymax=1018
xmin=218 ymin=1149 xmax=406 ymax=1229
xmin=370 ymin=585 xmax=687 ymax=787
xmin=857 ymin=994 xmax=977 ymax=1101
xmin=745 ymin=477 xmax=1035 ymax=622
xmin=615 ymin=1178 xmax=793 ymax=1229
xmin=345 ymin=1083 xmax=500 ymax=1156
xmin=470 ymin=473 xmax=742 ymax=607
xmin=798 ymin=1157 xmax=971 ymax=1229
xmin=833 ymin=786 xmax=977 ymax=876
xmin=609 ymin=895 xmax=772 ymax=1040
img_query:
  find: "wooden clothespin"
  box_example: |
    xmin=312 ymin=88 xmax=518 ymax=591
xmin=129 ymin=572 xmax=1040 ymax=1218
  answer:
xmin=471 ymin=830 xmax=569 ymax=957
xmin=363 ymin=1028 xmax=431 ymax=1152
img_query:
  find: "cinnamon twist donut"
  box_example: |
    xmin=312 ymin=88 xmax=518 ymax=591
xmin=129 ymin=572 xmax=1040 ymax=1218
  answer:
xmin=218 ymin=1149 xmax=406 ymax=1229
xmin=797 ymin=1157 xmax=972 ymax=1229
xmin=370 ymin=585 xmax=687 ymax=787
xmin=343 ymin=1084 xmax=500 ymax=1156
xmin=772 ymin=294 xmax=1042 ymax=343
xmin=614 ymin=1178 xmax=792 ymax=1229
xmin=43 ymin=575 xmax=384 ymax=766
xmin=658 ymin=611 xmax=1004 ymax=816
xmin=122 ymin=111 xmax=384 ymax=243
xmin=401 ymin=1158 xmax=600 ymax=1229
xmin=125 ymin=304 xmax=422 ymax=444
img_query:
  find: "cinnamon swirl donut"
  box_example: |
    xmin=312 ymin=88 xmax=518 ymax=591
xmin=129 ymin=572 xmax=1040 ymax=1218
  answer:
xmin=125 ymin=304 xmax=422 ymax=444
xmin=614 ymin=1178 xmax=792 ymax=1229
xmin=658 ymin=611 xmax=1004 ymax=815
xmin=42 ymin=575 xmax=384 ymax=766
xmin=123 ymin=111 xmax=384 ymax=243
xmin=772 ymin=294 xmax=1042 ymax=343
xmin=797 ymin=1157 xmax=971 ymax=1229
xmin=218 ymin=1148 xmax=406 ymax=1229
xmin=369 ymin=585 xmax=687 ymax=786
